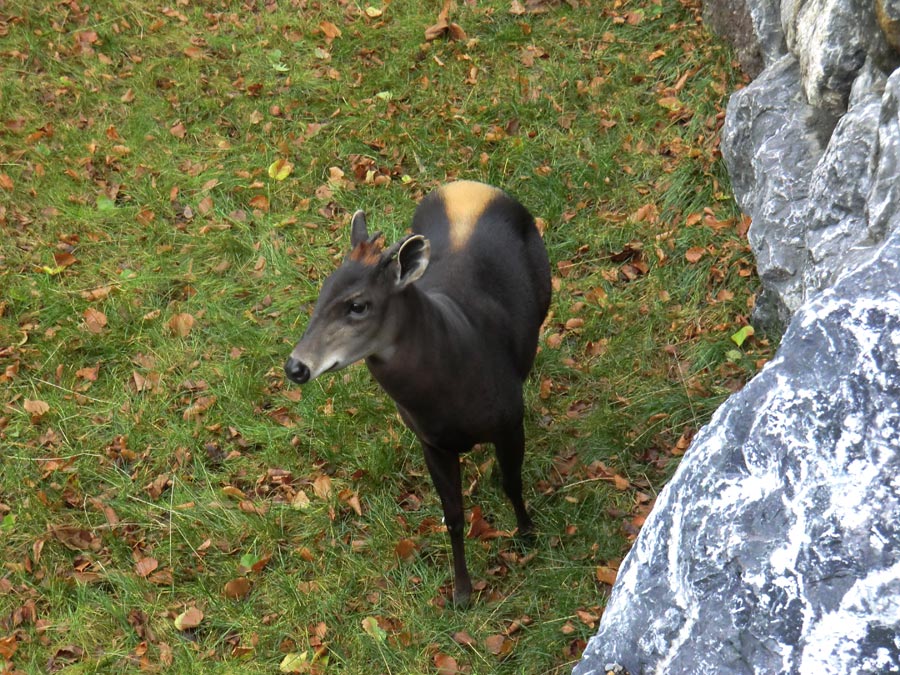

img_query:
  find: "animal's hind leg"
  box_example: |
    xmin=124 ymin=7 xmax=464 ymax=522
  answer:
xmin=493 ymin=420 xmax=533 ymax=538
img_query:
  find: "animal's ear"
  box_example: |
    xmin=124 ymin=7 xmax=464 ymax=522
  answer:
xmin=394 ymin=235 xmax=430 ymax=289
xmin=350 ymin=210 xmax=368 ymax=248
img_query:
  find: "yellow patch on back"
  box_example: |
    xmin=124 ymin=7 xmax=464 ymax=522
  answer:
xmin=440 ymin=181 xmax=500 ymax=251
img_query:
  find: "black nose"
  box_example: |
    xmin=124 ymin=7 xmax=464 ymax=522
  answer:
xmin=284 ymin=357 xmax=311 ymax=384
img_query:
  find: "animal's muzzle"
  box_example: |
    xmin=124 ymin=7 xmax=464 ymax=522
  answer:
xmin=284 ymin=357 xmax=311 ymax=384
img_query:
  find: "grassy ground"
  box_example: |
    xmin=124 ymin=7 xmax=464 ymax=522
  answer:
xmin=0 ymin=0 xmax=770 ymax=673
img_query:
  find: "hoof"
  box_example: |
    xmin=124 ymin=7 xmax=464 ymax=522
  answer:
xmin=515 ymin=517 xmax=536 ymax=547
xmin=453 ymin=584 xmax=473 ymax=609
xmin=516 ymin=527 xmax=536 ymax=548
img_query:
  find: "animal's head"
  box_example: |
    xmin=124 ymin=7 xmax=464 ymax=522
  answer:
xmin=284 ymin=210 xmax=431 ymax=384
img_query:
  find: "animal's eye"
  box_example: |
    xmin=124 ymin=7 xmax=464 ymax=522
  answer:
xmin=348 ymin=301 xmax=369 ymax=317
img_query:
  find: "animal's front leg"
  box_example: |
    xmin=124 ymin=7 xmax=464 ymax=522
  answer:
xmin=422 ymin=442 xmax=472 ymax=607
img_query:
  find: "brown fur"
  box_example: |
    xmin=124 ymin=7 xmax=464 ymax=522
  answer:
xmin=348 ymin=235 xmax=385 ymax=265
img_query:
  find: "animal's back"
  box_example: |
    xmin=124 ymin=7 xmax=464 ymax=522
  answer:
xmin=411 ymin=181 xmax=551 ymax=377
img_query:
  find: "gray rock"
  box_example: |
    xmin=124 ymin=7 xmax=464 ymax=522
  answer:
xmin=573 ymin=224 xmax=900 ymax=675
xmin=574 ymin=1 xmax=900 ymax=673
xmin=877 ymin=0 xmax=900 ymax=54
xmin=786 ymin=0 xmax=876 ymax=112
xmin=803 ymin=89 xmax=880 ymax=293
xmin=709 ymin=0 xmax=900 ymax=328
xmin=703 ymin=0 xmax=785 ymax=75
xmin=721 ymin=55 xmax=828 ymax=328
xmin=868 ymin=69 xmax=900 ymax=244
xmin=702 ymin=0 xmax=765 ymax=76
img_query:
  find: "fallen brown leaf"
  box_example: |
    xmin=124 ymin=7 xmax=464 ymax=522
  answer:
xmin=131 ymin=370 xmax=161 ymax=393
xmin=685 ymin=246 xmax=705 ymax=264
xmin=168 ymin=312 xmax=195 ymax=337
xmin=249 ymin=552 xmax=272 ymax=573
xmin=183 ymin=395 xmax=216 ymax=421
xmin=239 ymin=500 xmax=269 ymax=516
xmin=394 ymin=538 xmax=418 ymax=562
xmin=24 ymin=399 xmax=50 ymax=422
xmin=222 ymin=485 xmax=246 ymax=499
xmin=291 ymin=489 xmax=311 ymax=510
xmin=47 ymin=644 xmax=84 ymax=671
xmin=135 ymin=557 xmax=159 ymax=578
xmin=320 ymin=20 xmax=342 ymax=43
xmin=0 ymin=634 xmax=17 ymax=659
xmin=539 ymin=377 xmax=552 ymax=400
xmin=434 ymin=652 xmax=462 ymax=674
xmin=224 ymin=577 xmax=252 ymax=599
xmin=81 ymin=285 xmax=113 ymax=301
xmin=340 ymin=489 xmax=363 ymax=516
xmin=312 ymin=474 xmax=332 ymax=500
xmin=576 ymin=608 xmax=601 ymax=627
xmin=50 ymin=526 xmax=101 ymax=552
xmin=452 ymin=630 xmax=476 ymax=647
xmin=424 ymin=0 xmax=468 ymax=41
xmin=267 ymin=406 xmax=297 ymax=427
xmin=466 ymin=505 xmax=494 ymax=539
xmin=144 ymin=473 xmax=170 ymax=500
xmin=75 ymin=365 xmax=99 ymax=381
xmin=595 ymin=565 xmax=618 ymax=586
xmin=174 ymin=606 xmax=203 ymax=630
xmin=53 ymin=251 xmax=77 ymax=268
xmin=197 ymin=196 xmax=213 ymax=215
xmin=249 ymin=194 xmax=270 ymax=212
xmin=83 ymin=307 xmax=108 ymax=334
xmin=135 ymin=208 xmax=155 ymax=226
xmin=485 ymin=633 xmax=514 ymax=657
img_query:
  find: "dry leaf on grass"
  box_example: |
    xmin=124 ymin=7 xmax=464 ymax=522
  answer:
xmin=50 ymin=526 xmax=101 ymax=552
xmin=83 ymin=307 xmax=107 ymax=334
xmin=595 ymin=565 xmax=618 ymax=586
xmin=425 ymin=0 xmax=468 ymax=41
xmin=168 ymin=312 xmax=195 ymax=336
xmin=174 ymin=606 xmax=203 ymax=631
xmin=485 ymin=633 xmax=514 ymax=657
xmin=224 ymin=577 xmax=251 ymax=599
xmin=685 ymin=246 xmax=705 ymax=263
xmin=394 ymin=538 xmax=418 ymax=562
xmin=135 ymin=557 xmax=159 ymax=578
xmin=434 ymin=652 xmax=462 ymax=674
xmin=312 ymin=474 xmax=332 ymax=500
xmin=24 ymin=399 xmax=50 ymax=423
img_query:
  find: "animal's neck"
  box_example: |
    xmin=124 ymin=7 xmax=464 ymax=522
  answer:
xmin=366 ymin=286 xmax=472 ymax=398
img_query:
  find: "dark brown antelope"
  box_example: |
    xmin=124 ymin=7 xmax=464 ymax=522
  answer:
xmin=284 ymin=181 xmax=551 ymax=606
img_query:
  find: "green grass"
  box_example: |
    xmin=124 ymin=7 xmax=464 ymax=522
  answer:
xmin=0 ymin=0 xmax=770 ymax=673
